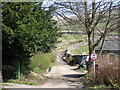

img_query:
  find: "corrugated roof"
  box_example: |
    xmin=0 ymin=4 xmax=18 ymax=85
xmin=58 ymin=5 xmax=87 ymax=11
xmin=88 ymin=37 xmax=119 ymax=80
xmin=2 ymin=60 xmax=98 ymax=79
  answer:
xmin=95 ymin=39 xmax=120 ymax=50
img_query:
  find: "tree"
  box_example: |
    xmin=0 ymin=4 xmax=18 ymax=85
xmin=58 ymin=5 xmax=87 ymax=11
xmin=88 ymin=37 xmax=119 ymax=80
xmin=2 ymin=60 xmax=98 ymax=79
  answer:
xmin=2 ymin=2 xmax=60 ymax=79
xmin=52 ymin=1 xmax=119 ymax=72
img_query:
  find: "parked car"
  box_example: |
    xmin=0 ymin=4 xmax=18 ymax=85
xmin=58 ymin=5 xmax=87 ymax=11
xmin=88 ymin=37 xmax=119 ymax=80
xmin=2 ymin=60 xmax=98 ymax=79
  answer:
xmin=80 ymin=55 xmax=89 ymax=69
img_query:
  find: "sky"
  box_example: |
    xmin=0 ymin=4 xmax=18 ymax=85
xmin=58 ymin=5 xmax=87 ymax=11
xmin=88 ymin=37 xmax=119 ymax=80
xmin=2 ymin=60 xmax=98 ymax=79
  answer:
xmin=42 ymin=0 xmax=119 ymax=8
xmin=42 ymin=0 xmax=119 ymax=6
xmin=42 ymin=0 xmax=54 ymax=7
xmin=42 ymin=0 xmax=119 ymax=18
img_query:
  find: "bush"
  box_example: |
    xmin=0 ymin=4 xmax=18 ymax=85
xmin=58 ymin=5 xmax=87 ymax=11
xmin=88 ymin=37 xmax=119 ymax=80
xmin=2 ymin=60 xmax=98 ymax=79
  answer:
xmin=29 ymin=52 xmax=56 ymax=74
xmin=2 ymin=66 xmax=17 ymax=80
xmin=95 ymin=55 xmax=119 ymax=88
xmin=33 ymin=67 xmax=43 ymax=74
xmin=81 ymin=55 xmax=120 ymax=89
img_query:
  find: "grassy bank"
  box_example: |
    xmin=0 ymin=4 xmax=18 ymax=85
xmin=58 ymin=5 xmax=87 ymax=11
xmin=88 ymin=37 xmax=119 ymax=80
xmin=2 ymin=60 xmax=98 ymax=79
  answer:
xmin=3 ymin=51 xmax=56 ymax=85
xmin=29 ymin=52 xmax=56 ymax=74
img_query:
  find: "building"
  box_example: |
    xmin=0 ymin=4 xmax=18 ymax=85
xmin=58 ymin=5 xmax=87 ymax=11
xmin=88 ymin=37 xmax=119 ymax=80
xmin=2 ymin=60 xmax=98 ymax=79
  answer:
xmin=95 ymin=39 xmax=120 ymax=55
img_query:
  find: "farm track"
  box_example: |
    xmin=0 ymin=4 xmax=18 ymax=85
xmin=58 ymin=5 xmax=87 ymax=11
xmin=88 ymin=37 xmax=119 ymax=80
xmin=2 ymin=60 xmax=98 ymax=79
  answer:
xmin=3 ymin=42 xmax=87 ymax=88
xmin=39 ymin=49 xmax=85 ymax=88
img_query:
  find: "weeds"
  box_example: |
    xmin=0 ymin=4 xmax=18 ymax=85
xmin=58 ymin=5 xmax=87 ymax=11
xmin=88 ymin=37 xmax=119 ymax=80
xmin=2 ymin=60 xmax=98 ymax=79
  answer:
xmin=96 ymin=55 xmax=119 ymax=87
xmin=80 ymin=74 xmax=93 ymax=86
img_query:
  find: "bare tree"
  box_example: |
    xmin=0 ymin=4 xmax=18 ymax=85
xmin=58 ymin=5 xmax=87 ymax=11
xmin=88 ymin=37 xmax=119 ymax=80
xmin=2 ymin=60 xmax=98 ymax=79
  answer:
xmin=51 ymin=1 xmax=119 ymax=72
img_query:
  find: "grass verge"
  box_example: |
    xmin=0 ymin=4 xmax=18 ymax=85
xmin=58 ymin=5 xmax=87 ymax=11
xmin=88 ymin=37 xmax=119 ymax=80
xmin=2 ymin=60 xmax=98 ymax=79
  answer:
xmin=87 ymin=85 xmax=116 ymax=89
xmin=4 ymin=79 xmax=38 ymax=85
xmin=2 ymin=83 xmax=13 ymax=86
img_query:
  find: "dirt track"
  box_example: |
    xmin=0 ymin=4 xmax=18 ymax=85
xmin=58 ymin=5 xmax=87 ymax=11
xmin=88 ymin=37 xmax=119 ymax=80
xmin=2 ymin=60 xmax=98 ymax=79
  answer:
xmin=3 ymin=42 xmax=86 ymax=88
xmin=39 ymin=49 xmax=85 ymax=88
xmin=3 ymin=49 xmax=85 ymax=88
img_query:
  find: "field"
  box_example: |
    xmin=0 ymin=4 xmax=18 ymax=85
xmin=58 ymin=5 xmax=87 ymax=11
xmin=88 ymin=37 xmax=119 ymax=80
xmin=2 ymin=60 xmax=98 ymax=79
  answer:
xmin=58 ymin=34 xmax=87 ymax=43
xmin=71 ymin=45 xmax=89 ymax=54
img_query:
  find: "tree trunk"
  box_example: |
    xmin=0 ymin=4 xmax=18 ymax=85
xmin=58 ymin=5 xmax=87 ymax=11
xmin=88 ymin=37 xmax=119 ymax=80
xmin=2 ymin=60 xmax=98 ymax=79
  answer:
xmin=87 ymin=31 xmax=94 ymax=73
xmin=99 ymin=37 xmax=105 ymax=54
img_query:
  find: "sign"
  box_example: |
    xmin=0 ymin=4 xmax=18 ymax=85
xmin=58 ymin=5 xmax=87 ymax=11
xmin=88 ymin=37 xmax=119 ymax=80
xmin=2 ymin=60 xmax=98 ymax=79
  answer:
xmin=90 ymin=53 xmax=97 ymax=77
xmin=90 ymin=53 xmax=97 ymax=60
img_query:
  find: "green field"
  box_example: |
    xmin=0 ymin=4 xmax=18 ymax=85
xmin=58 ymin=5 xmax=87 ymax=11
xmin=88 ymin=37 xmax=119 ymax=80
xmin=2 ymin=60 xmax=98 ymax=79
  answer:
xmin=71 ymin=45 xmax=89 ymax=54
xmin=57 ymin=34 xmax=88 ymax=54
xmin=58 ymin=34 xmax=87 ymax=43
xmin=58 ymin=34 xmax=77 ymax=43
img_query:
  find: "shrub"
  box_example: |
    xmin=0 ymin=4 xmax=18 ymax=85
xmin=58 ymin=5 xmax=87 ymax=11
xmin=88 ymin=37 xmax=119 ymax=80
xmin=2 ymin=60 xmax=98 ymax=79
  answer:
xmin=95 ymin=55 xmax=119 ymax=88
xmin=47 ymin=52 xmax=56 ymax=63
xmin=29 ymin=52 xmax=56 ymax=74
xmin=81 ymin=55 xmax=120 ymax=89
xmin=2 ymin=66 xmax=17 ymax=80
xmin=33 ymin=67 xmax=43 ymax=74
